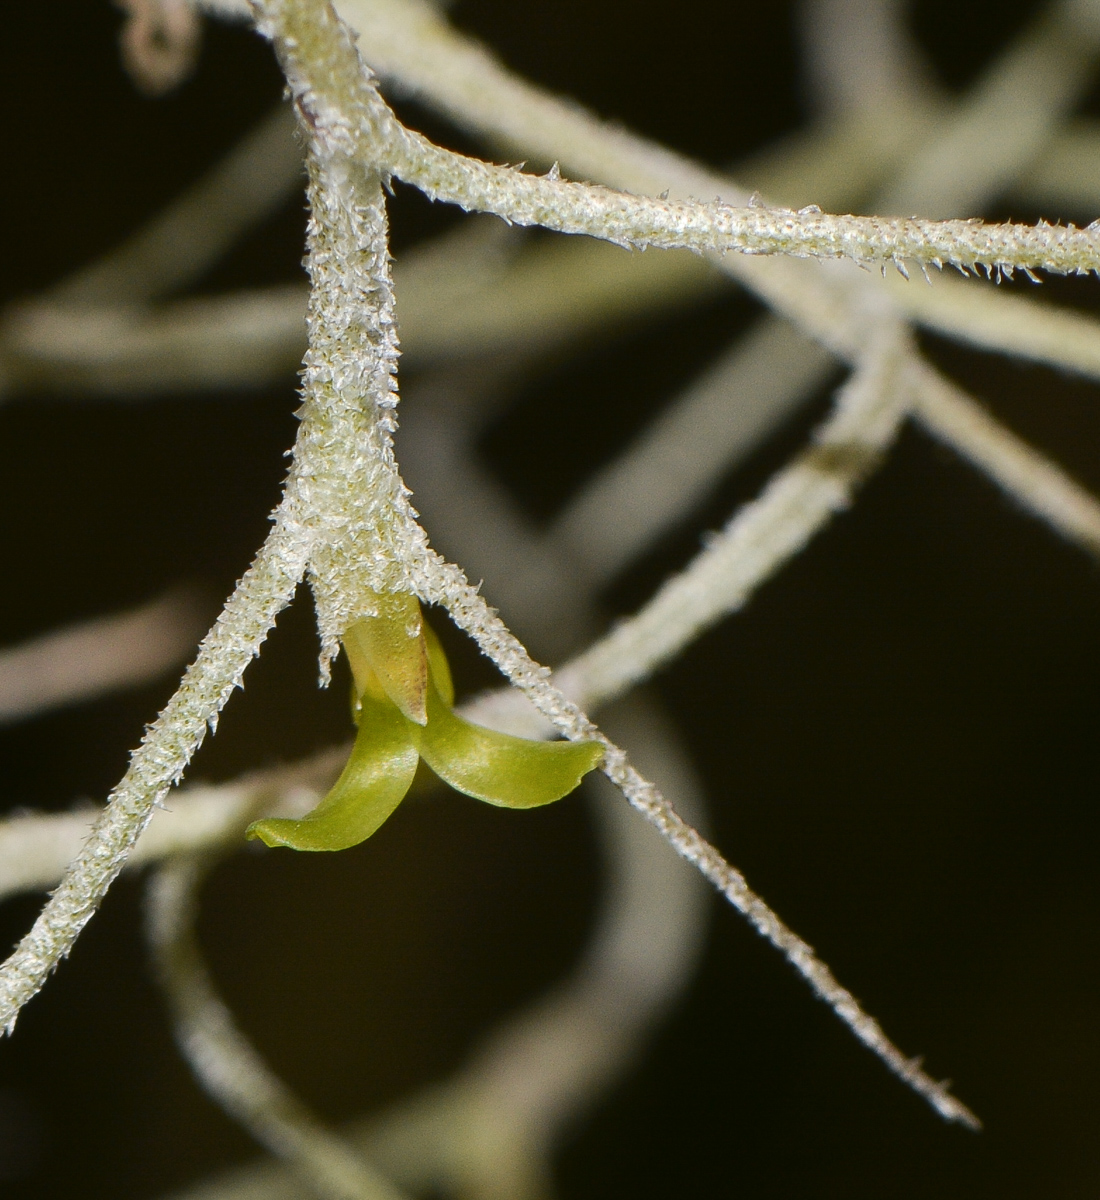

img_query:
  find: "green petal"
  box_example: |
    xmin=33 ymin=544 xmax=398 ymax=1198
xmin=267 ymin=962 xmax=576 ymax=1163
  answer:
xmin=419 ymin=682 xmax=602 ymax=809
xmin=423 ymin=619 xmax=455 ymax=707
xmin=344 ymin=591 xmax=428 ymax=725
xmin=247 ymin=692 xmax=421 ymax=851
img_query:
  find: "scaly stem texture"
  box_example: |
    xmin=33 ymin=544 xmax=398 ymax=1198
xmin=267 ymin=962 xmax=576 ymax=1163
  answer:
xmin=260 ymin=0 xmax=1100 ymax=278
xmin=0 ymin=512 xmax=310 ymax=1033
xmin=0 ymin=0 xmax=423 ymax=1034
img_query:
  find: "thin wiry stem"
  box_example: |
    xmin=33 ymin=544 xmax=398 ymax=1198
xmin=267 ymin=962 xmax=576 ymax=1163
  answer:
xmin=403 ymin=328 xmax=975 ymax=1130
xmin=141 ymin=0 xmax=1098 ymax=744
xmin=912 ymin=364 xmax=1100 ymax=555
xmin=0 ymin=508 xmax=312 ymax=1033
xmin=10 ymin=698 xmax=708 ymax=1200
xmin=0 ymin=56 xmax=888 ymax=405
xmin=334 ymin=0 xmax=1100 ymax=568
xmin=391 ymin=219 xmax=720 ymax=366
xmin=147 ymin=855 xmax=405 ymax=1200
xmin=467 ymin=351 xmax=1100 ymax=752
xmin=17 ymin=233 xmax=1100 ymax=409
xmin=13 ymin=0 xmax=1091 ymax=1145
xmin=552 ymin=315 xmax=834 ymax=585
xmin=0 ymin=102 xmax=304 ymax=401
xmin=9 ymin=0 xmax=1100 ymax=1183
xmin=890 ymin=273 xmax=1100 ymax=382
xmin=50 ymin=102 xmax=302 ymax=307
xmin=0 ymin=27 xmax=919 ymax=406
xmin=260 ymin=0 xmax=1100 ymax=280
xmin=0 ymin=34 xmax=409 ymax=1031
xmin=4 ymin=286 xmax=307 ymax=397
xmin=554 ymin=331 xmax=912 ymax=711
xmin=389 ymin=377 xmax=712 ymax=1198
xmin=342 ymin=0 xmax=1100 ymax=231
xmin=875 ymin=0 xmax=1100 ymax=218
xmin=360 ymin=709 xmax=709 ymax=1200
xmin=16 ymin=24 xmax=1098 ymax=410
xmin=304 ymin=0 xmax=932 ymax=386
xmin=257 ymin=0 xmax=978 ymax=1125
xmin=417 ymin=541 xmax=979 ymax=1128
xmin=149 ymin=730 xmax=707 ymax=1200
xmin=0 ymin=749 xmax=346 ymax=905
xmin=548 ymin=362 xmax=1100 ymax=725
xmin=0 ymin=698 xmax=709 ymax=1200
xmin=0 ymin=227 xmax=717 ymax=398
xmin=396 ymin=376 xmax=593 ymax=662
xmin=326 ymin=0 xmax=1100 ymax=510
xmin=801 ymin=0 xmax=937 ymax=122
xmin=0 ymin=0 xmax=1064 ymax=1148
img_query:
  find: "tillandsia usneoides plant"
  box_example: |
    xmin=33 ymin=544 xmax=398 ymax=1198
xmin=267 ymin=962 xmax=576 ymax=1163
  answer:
xmin=8 ymin=0 xmax=1100 ymax=1194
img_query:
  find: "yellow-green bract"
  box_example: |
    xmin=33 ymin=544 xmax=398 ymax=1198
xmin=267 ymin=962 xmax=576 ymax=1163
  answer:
xmin=247 ymin=593 xmax=603 ymax=851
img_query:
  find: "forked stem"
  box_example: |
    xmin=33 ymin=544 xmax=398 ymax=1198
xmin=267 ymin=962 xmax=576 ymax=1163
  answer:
xmin=0 ymin=0 xmax=982 ymax=1135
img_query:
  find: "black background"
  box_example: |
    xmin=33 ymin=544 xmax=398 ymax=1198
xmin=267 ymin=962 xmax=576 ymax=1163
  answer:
xmin=4 ymin=0 xmax=1100 ymax=1196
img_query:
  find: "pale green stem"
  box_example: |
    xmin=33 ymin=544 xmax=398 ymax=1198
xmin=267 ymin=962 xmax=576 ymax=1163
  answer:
xmin=262 ymin=0 xmax=1100 ymax=279
xmin=406 ymin=336 xmax=977 ymax=1127
xmin=0 ymin=590 xmax=202 ymax=726
xmin=555 ymin=330 xmax=913 ymax=709
xmin=0 ymin=749 xmax=346 ymax=905
xmin=876 ymin=0 xmax=1100 ymax=218
xmin=4 ymin=285 xmax=307 ymax=397
xmin=50 ymin=102 xmax=302 ymax=307
xmin=890 ymin=273 xmax=1100 ymax=382
xmin=551 ymin=317 xmax=834 ymax=584
xmin=260 ymin=0 xmax=979 ymax=1127
xmin=17 ymin=243 xmax=1100 ymax=405
xmin=0 ymin=509 xmax=313 ymax=1033
xmin=0 ymin=25 xmax=413 ymax=1033
xmin=912 ymin=364 xmax=1100 ymax=555
xmin=335 ymin=0 xmax=1100 ymax=566
xmin=416 ymin=521 xmax=980 ymax=1130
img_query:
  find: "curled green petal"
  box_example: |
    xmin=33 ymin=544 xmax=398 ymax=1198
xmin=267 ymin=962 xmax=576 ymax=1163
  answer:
xmin=344 ymin=591 xmax=428 ymax=725
xmin=423 ymin=619 xmax=454 ymax=707
xmin=419 ymin=682 xmax=603 ymax=809
xmin=247 ymin=692 xmax=421 ymax=851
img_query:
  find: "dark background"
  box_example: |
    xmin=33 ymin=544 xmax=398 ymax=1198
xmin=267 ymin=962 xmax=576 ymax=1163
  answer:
xmin=3 ymin=0 xmax=1100 ymax=1195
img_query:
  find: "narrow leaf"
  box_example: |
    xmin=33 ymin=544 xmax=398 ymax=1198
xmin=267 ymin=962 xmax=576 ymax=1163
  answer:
xmin=247 ymin=692 xmax=421 ymax=850
xmin=343 ymin=592 xmax=428 ymax=725
xmin=419 ymin=682 xmax=602 ymax=808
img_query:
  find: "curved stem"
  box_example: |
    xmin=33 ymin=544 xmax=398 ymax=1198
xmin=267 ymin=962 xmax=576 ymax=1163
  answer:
xmin=147 ymin=855 xmax=405 ymax=1200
